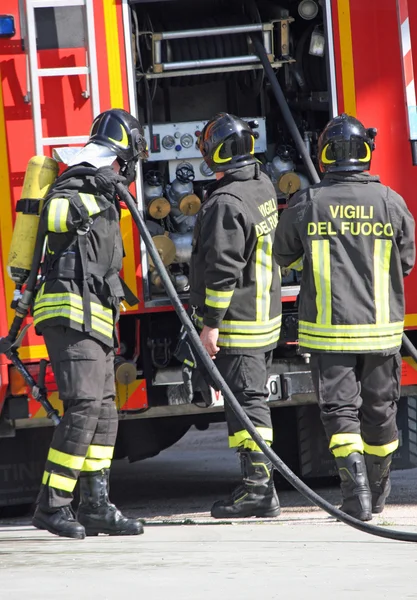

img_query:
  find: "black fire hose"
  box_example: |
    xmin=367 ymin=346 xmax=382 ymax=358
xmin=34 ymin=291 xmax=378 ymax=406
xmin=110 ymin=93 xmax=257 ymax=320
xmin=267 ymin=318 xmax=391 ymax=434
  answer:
xmin=116 ymin=182 xmax=417 ymax=543
xmin=251 ymin=35 xmax=321 ymax=186
xmin=0 ymin=223 xmax=61 ymax=426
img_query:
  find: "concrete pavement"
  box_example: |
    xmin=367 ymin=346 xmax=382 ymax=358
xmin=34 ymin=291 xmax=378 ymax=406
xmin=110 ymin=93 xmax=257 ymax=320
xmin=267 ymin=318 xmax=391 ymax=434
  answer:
xmin=1 ymin=424 xmax=417 ymax=599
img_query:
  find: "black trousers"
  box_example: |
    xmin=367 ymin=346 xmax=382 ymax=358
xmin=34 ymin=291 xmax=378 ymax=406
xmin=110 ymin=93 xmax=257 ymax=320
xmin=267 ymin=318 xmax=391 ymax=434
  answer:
xmin=38 ymin=326 xmax=118 ymax=509
xmin=214 ymin=351 xmax=273 ymax=450
xmin=310 ymin=352 xmax=401 ymax=450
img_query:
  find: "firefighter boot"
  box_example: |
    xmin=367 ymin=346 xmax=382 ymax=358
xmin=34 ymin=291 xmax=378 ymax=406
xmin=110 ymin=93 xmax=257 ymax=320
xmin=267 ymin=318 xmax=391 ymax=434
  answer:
xmin=365 ymin=453 xmax=393 ymax=514
xmin=77 ymin=470 xmax=144 ymax=536
xmin=211 ymin=450 xmax=281 ymax=519
xmin=32 ymin=505 xmax=86 ymax=539
xmin=335 ymin=452 xmax=372 ymax=521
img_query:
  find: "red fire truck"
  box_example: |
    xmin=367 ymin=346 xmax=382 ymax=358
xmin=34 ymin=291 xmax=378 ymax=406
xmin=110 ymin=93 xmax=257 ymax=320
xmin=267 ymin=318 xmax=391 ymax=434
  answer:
xmin=1 ymin=0 xmax=417 ymax=509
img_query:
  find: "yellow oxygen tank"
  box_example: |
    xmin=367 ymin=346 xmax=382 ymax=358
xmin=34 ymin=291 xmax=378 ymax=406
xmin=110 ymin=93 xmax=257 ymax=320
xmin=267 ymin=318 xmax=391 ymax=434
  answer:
xmin=7 ymin=156 xmax=59 ymax=286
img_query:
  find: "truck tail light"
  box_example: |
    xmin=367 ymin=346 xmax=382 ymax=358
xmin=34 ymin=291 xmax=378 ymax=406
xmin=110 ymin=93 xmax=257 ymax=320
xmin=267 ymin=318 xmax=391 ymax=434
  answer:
xmin=9 ymin=363 xmax=57 ymax=396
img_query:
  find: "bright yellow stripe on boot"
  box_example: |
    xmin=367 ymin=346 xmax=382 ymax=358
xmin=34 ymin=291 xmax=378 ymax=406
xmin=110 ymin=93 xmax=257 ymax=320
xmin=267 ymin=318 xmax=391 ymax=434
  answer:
xmin=229 ymin=427 xmax=273 ymax=448
xmin=363 ymin=439 xmax=399 ymax=457
xmin=241 ymin=439 xmax=272 ymax=453
xmin=48 ymin=448 xmax=85 ymax=470
xmin=49 ymin=473 xmax=77 ymax=492
xmin=86 ymin=445 xmax=114 ymax=460
xmin=330 ymin=433 xmax=364 ymax=457
xmin=81 ymin=458 xmax=111 ymax=472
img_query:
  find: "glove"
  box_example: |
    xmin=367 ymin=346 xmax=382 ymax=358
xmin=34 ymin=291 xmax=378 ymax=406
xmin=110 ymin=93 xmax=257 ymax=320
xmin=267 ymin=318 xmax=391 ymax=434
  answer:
xmin=94 ymin=166 xmax=127 ymax=200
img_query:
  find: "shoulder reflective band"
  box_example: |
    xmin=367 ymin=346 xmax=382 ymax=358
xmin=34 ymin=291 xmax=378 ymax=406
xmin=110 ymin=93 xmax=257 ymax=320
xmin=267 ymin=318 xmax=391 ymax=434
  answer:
xmin=47 ymin=198 xmax=70 ymax=232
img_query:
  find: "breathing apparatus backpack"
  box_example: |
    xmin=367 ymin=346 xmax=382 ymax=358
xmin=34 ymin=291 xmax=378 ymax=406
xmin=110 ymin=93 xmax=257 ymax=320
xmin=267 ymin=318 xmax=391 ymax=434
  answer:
xmin=7 ymin=155 xmax=59 ymax=290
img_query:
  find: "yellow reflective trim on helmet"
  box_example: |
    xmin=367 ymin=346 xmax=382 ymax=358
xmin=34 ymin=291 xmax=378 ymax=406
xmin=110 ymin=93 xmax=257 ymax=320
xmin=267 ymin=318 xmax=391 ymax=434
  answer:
xmin=321 ymin=144 xmax=336 ymax=164
xmin=47 ymin=448 xmax=85 ymax=470
xmin=108 ymin=124 xmax=129 ymax=149
xmin=363 ymin=439 xmax=399 ymax=457
xmin=250 ymin=135 xmax=255 ymax=155
xmin=358 ymin=142 xmax=371 ymax=163
xmin=213 ymin=143 xmax=232 ymax=164
xmin=86 ymin=445 xmax=114 ymax=460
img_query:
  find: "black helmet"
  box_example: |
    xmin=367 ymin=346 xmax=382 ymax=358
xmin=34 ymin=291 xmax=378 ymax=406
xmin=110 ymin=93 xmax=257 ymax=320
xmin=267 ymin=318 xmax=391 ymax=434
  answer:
xmin=318 ymin=113 xmax=377 ymax=173
xmin=88 ymin=108 xmax=148 ymax=164
xmin=199 ymin=113 xmax=256 ymax=173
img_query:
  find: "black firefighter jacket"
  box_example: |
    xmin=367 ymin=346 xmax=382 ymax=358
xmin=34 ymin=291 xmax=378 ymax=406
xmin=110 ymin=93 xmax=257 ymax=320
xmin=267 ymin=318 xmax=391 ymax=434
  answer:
xmin=33 ymin=167 xmax=125 ymax=348
xmin=189 ymin=164 xmax=282 ymax=354
xmin=274 ymin=172 xmax=415 ymax=354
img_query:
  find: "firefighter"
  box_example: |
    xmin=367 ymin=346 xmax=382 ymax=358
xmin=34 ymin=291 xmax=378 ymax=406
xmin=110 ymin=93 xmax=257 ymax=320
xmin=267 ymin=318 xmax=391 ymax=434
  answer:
xmin=189 ymin=113 xmax=282 ymax=519
xmin=274 ymin=113 xmax=416 ymax=521
xmin=32 ymin=109 xmax=147 ymax=539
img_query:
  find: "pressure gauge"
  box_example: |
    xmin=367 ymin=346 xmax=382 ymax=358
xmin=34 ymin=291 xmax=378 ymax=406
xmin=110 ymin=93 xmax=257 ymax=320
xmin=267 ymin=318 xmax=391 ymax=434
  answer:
xmin=162 ymin=135 xmax=175 ymax=150
xmin=200 ymin=161 xmax=214 ymax=178
xmin=180 ymin=133 xmax=194 ymax=149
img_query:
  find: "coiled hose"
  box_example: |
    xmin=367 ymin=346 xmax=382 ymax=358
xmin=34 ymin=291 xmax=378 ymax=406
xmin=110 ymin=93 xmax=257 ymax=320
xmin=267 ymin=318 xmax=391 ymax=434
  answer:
xmin=116 ymin=182 xmax=417 ymax=543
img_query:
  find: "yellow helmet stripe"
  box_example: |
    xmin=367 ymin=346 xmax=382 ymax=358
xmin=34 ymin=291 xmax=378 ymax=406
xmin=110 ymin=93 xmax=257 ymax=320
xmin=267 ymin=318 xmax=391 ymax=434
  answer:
xmin=213 ymin=143 xmax=232 ymax=164
xmin=108 ymin=124 xmax=129 ymax=149
xmin=321 ymin=144 xmax=336 ymax=164
xmin=358 ymin=142 xmax=371 ymax=163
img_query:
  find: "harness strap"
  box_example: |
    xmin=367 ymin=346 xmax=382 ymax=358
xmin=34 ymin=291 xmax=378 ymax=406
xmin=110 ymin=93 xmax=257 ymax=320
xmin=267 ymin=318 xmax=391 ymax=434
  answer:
xmin=78 ymin=233 xmax=92 ymax=332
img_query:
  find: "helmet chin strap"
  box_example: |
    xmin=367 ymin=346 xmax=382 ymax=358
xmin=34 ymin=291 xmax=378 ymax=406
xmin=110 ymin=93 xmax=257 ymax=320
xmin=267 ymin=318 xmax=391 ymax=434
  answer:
xmin=120 ymin=158 xmax=138 ymax=185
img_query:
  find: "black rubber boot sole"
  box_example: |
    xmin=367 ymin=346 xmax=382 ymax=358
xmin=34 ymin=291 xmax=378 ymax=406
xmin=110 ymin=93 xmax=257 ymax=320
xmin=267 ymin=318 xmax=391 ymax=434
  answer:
xmin=32 ymin=515 xmax=86 ymax=540
xmin=84 ymin=525 xmax=144 ymax=536
xmin=211 ymin=500 xmax=281 ymax=519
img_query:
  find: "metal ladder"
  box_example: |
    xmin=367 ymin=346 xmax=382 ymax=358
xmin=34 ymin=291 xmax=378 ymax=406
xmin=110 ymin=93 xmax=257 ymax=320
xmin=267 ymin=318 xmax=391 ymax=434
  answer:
xmin=25 ymin=0 xmax=100 ymax=155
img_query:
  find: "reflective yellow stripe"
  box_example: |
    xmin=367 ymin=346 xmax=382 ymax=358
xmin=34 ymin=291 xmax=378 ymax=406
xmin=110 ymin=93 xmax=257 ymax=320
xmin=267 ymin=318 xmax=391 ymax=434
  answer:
xmin=205 ymin=287 xmax=234 ymax=309
xmin=195 ymin=314 xmax=282 ymax=334
xmin=35 ymin=294 xmax=113 ymax=325
xmin=241 ymin=438 xmax=272 ymax=453
xmin=374 ymin=239 xmax=392 ymax=325
xmin=363 ymin=439 xmax=399 ymax=457
xmin=299 ymin=320 xmax=404 ymax=335
xmin=288 ymin=256 xmax=303 ymax=271
xmin=86 ymin=445 xmax=114 ymax=460
xmin=79 ymin=193 xmax=100 ymax=216
xmin=248 ymin=453 xmax=271 ymax=477
xmin=229 ymin=427 xmax=273 ymax=449
xmin=299 ymin=333 xmax=402 ymax=352
xmin=218 ymin=329 xmax=281 ymax=348
xmin=34 ymin=306 xmax=113 ymax=334
xmin=255 ymin=235 xmax=273 ymax=321
xmin=49 ymin=473 xmax=77 ymax=493
xmin=42 ymin=471 xmax=49 ymax=485
xmin=330 ymin=433 xmax=363 ymax=458
xmin=81 ymin=458 xmax=111 ymax=472
xmin=312 ymin=239 xmax=332 ymax=325
xmin=47 ymin=198 xmax=70 ymax=233
xmin=48 ymin=448 xmax=85 ymax=470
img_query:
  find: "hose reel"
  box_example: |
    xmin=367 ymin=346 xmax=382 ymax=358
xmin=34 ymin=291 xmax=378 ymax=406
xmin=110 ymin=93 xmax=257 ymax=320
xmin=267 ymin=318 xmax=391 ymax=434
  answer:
xmin=134 ymin=2 xmax=295 ymax=85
